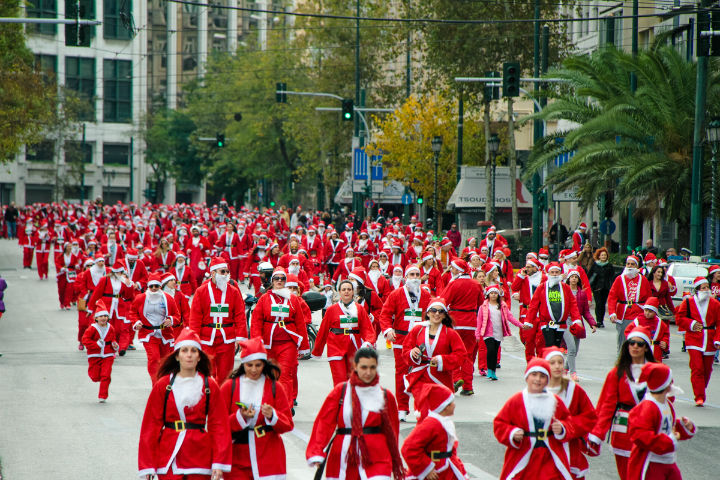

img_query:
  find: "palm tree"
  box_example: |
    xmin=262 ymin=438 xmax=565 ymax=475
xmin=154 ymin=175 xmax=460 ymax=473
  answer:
xmin=525 ymin=45 xmax=720 ymax=224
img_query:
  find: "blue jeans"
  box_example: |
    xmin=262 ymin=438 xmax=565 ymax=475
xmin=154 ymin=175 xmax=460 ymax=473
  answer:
xmin=6 ymin=221 xmax=16 ymax=239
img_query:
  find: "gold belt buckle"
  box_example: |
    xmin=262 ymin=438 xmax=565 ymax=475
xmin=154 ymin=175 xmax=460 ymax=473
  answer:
xmin=536 ymin=428 xmax=548 ymax=441
xmin=278 ymin=320 xmax=285 ymax=328
xmin=548 ymin=320 xmax=555 ymax=327
xmin=430 ymin=451 xmax=441 ymax=461
xmin=343 ymin=328 xmax=352 ymax=335
xmin=174 ymin=420 xmax=186 ymax=431
xmin=214 ymin=322 xmax=223 ymax=329
xmin=627 ymin=300 xmax=633 ymax=306
xmin=254 ymin=425 xmax=266 ymax=438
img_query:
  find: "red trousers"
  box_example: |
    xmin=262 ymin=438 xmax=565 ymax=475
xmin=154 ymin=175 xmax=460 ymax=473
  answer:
xmin=454 ymin=330 xmax=478 ymax=392
xmin=269 ymin=341 xmax=299 ymax=401
xmin=249 ymin=274 xmax=262 ymax=295
xmin=228 ymin=258 xmax=242 ymax=282
xmin=22 ymin=247 xmax=34 ymax=268
xmin=78 ymin=311 xmax=90 ymax=343
xmin=512 ymin=446 xmax=567 ymax=480
xmin=87 ymin=356 xmax=114 ymax=399
xmin=644 ymin=461 xmax=682 ymax=480
xmin=56 ymin=277 xmax=74 ymax=308
xmin=206 ymin=342 xmax=236 ymax=382
xmin=157 ymin=474 xmax=210 ymax=480
xmin=329 ymin=354 xmax=354 ymax=385
xmin=225 ymin=467 xmax=253 ymax=480
xmin=113 ymin=319 xmax=132 ymax=351
xmin=393 ymin=347 xmax=410 ymax=411
xmin=615 ymin=454 xmax=629 ymax=480
xmin=688 ymin=350 xmax=714 ymax=402
xmin=36 ymin=252 xmax=49 ymax=278
xmin=520 ymin=326 xmax=538 ymax=361
xmin=142 ymin=337 xmax=173 ymax=383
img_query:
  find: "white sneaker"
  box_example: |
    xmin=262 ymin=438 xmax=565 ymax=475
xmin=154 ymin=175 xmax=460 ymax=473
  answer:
xmin=98 ymin=398 xmax=106 ymax=403
xmin=398 ymin=410 xmax=407 ymax=422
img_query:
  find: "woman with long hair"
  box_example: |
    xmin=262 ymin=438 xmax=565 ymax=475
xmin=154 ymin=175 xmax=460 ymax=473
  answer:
xmin=647 ymin=265 xmax=675 ymax=315
xmin=564 ymin=269 xmax=597 ymax=382
xmin=138 ymin=329 xmax=231 ymax=479
xmin=220 ymin=338 xmax=294 ymax=480
xmin=152 ymin=237 xmax=176 ymax=274
xmin=587 ymin=326 xmax=657 ymax=480
xmin=588 ymin=247 xmax=614 ymax=328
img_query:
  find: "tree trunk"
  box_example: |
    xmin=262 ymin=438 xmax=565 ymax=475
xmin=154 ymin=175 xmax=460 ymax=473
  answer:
xmin=484 ymin=100 xmax=492 ymax=222
xmin=508 ymin=97 xmax=518 ymax=231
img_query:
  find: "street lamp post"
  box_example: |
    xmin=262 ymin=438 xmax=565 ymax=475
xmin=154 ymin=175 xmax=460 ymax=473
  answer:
xmin=431 ymin=136 xmax=443 ymax=227
xmin=707 ymin=118 xmax=720 ymax=257
xmin=488 ymin=133 xmax=500 ymax=223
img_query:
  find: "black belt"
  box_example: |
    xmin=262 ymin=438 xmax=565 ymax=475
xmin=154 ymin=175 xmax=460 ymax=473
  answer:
xmin=164 ymin=421 xmax=205 ymax=432
xmin=525 ymin=429 xmax=549 ymax=447
xmin=521 ymin=304 xmax=529 ymax=309
xmin=616 ymin=402 xmax=634 ymax=411
xmin=232 ymin=425 xmax=274 ymax=444
xmin=103 ymin=293 xmax=121 ymax=298
xmin=142 ymin=324 xmax=165 ymax=330
xmin=330 ymin=327 xmax=360 ymax=335
xmin=618 ymin=300 xmax=636 ymax=305
xmin=394 ymin=329 xmax=409 ymax=335
xmin=429 ymin=450 xmax=453 ymax=461
xmin=336 ymin=427 xmax=382 ymax=435
xmin=202 ymin=322 xmax=233 ymax=329
xmin=450 ymin=308 xmax=475 ymax=313
xmin=702 ymin=326 xmax=716 ymax=330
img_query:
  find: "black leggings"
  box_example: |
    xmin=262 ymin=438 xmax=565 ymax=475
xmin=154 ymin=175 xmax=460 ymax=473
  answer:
xmin=484 ymin=338 xmax=501 ymax=371
xmin=542 ymin=328 xmax=564 ymax=348
xmin=327 ymin=263 xmax=337 ymax=279
xmin=594 ymin=289 xmax=609 ymax=323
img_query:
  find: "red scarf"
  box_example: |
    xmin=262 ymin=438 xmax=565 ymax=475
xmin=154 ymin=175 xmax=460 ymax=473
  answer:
xmin=346 ymin=372 xmax=405 ymax=480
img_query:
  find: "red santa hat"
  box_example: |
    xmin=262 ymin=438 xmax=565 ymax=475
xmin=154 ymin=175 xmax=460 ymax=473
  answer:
xmin=693 ymin=276 xmax=709 ymax=289
xmin=110 ymin=260 xmax=125 ymax=273
xmin=404 ymin=264 xmax=420 ymax=277
xmin=175 ymin=252 xmax=186 ymax=259
xmin=427 ymin=297 xmax=448 ymax=312
xmin=392 ymin=265 xmax=404 ymax=274
xmin=173 ymin=328 xmax=203 ymax=351
xmin=271 ymin=266 xmax=287 ymax=280
xmin=440 ymin=237 xmax=453 ymax=248
xmin=483 ymin=262 xmax=499 ymax=274
xmin=626 ymin=255 xmax=640 ymax=266
xmin=546 ymin=262 xmax=562 ymax=273
xmin=563 ymin=249 xmax=577 ymax=259
xmin=486 ymin=227 xmax=496 ymax=236
xmin=83 ymin=258 xmax=94 ymax=267
xmin=708 ymin=264 xmax=720 ymax=276
xmin=126 ymin=248 xmax=139 ymax=259
xmin=539 ymin=247 xmax=550 ymax=258
xmin=579 ymin=222 xmax=587 ymax=230
xmin=542 ymin=346 xmax=565 ymax=362
xmin=238 ymin=337 xmax=268 ymax=364
xmin=94 ymin=299 xmax=110 ymax=318
xmin=642 ymin=296 xmax=660 ymax=315
xmin=359 ymin=229 xmax=369 ymax=238
xmin=147 ymin=272 xmax=163 ymax=288
xmin=450 ymin=259 xmax=469 ymax=274
xmin=644 ymin=253 xmax=657 ymax=263
xmin=349 ymin=267 xmax=368 ymax=287
xmin=485 ymin=283 xmax=503 ymax=297
xmin=626 ymin=325 xmax=652 ymax=347
xmin=526 ymin=252 xmax=538 ymax=260
xmin=417 ymin=383 xmax=455 ymax=415
xmin=392 ymin=239 xmax=403 ymax=250
xmin=421 ymin=250 xmax=435 ymax=262
xmin=209 ymin=257 xmax=228 ymax=272
xmin=565 ymin=268 xmax=582 ymax=281
xmin=285 ymin=274 xmax=300 ymax=289
xmin=639 ymin=362 xmax=674 ymax=393
xmin=526 ymin=258 xmax=543 ymax=270
xmin=467 ymin=236 xmax=477 ymax=245
xmin=161 ymin=272 xmax=176 ymax=285
xmin=94 ymin=254 xmax=105 ymax=263
xmin=143 ymin=247 xmax=152 ymax=254
xmin=524 ymin=357 xmax=551 ymax=379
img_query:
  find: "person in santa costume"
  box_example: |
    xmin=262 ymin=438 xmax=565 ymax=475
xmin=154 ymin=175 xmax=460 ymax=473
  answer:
xmin=189 ymin=257 xmax=248 ymax=381
xmin=674 ymin=276 xmax=720 ymax=406
xmin=438 ymin=259 xmax=483 ymax=395
xmin=123 ymin=247 xmax=149 ymax=292
xmin=313 ymin=279 xmax=377 ymax=385
xmin=608 ymin=255 xmax=652 ymax=352
xmin=627 ymin=363 xmax=696 ymax=480
xmin=138 ymin=329 xmax=232 ymax=480
xmin=478 ymin=227 xmax=506 ymax=259
xmin=476 ymin=284 xmax=528 ymax=381
xmin=332 ymin=247 xmax=360 ymax=284
xmin=543 ymin=347 xmax=597 ymax=480
xmin=220 ymin=337 xmax=294 ymax=480
xmin=587 ymin=326 xmax=657 ymax=480
xmin=74 ymin=258 xmax=96 ymax=349
xmin=564 ymin=269 xmax=597 ymax=382
xmin=402 ymin=297 xmax=466 ymax=408
xmin=348 ymin=268 xmax=384 ymax=334
xmin=20 ymin=221 xmax=35 ymax=269
xmin=131 ymin=272 xmax=181 ymax=383
xmin=250 ymin=267 xmax=310 ymax=410
xmin=81 ymin=300 xmax=119 ymax=402
xmin=87 ymin=260 xmax=136 ymax=355
xmin=512 ymin=258 xmax=546 ymax=361
xmin=571 ymin=223 xmax=587 ymax=253
xmin=624 ymin=298 xmax=669 ymax=363
xmin=55 ymin=241 xmax=81 ymax=309
xmin=186 ymin=225 xmax=212 ymax=284
xmin=215 ymin=222 xmax=242 ymax=281
xmin=419 ymin=249 xmax=445 ymax=297
xmin=152 ymin=237 xmax=176 ymax=274
xmin=306 ymin=347 xmax=404 ymax=480
xmin=379 ymin=264 xmax=432 ymax=421
xmin=401 ymin=383 xmax=469 ymax=480
xmin=33 ymin=221 xmax=53 ymax=279
xmin=367 ymin=258 xmax=392 ymax=300
xmin=323 ymin=230 xmax=345 ymax=280
xmin=173 ymin=253 xmax=198 ymax=297
xmin=389 ymin=264 xmax=405 ymax=291
xmin=160 ymin=272 xmax=191 ymax=338
xmin=525 ymin=262 xmax=581 ymax=350
xmin=493 ymin=357 xmax=574 ymax=480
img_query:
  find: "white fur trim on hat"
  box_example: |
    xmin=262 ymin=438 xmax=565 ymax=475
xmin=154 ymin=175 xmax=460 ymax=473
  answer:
xmin=428 ymin=301 xmax=448 ymax=312
xmin=422 ymin=253 xmax=434 ymax=262
xmin=94 ymin=309 xmax=110 ymax=318
xmin=240 ymin=352 xmax=268 ymax=363
xmin=285 ymin=279 xmax=299 ymax=288
xmin=174 ymin=339 xmax=202 ymax=351
xmin=524 ymin=365 xmax=549 ymax=379
xmin=210 ymin=262 xmax=228 ymax=272
xmin=485 ymin=285 xmax=503 ymax=297
xmin=694 ymin=277 xmax=709 ymax=289
xmin=564 ymin=250 xmax=578 ymax=259
xmin=544 ymin=350 xmax=565 ymax=362
xmin=627 ymin=330 xmax=652 ymax=347
xmin=547 ymin=264 xmax=562 ymax=272
xmin=147 ymin=279 xmax=161 ymax=287
xmin=432 ymin=393 xmax=455 ymax=414
xmin=405 ymin=265 xmax=420 ymax=276
xmin=642 ymin=304 xmax=659 ymax=315
xmin=650 ymin=368 xmax=674 ymax=393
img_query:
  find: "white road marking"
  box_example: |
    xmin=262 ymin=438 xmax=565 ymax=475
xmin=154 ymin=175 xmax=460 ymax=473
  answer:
xmin=290 ymin=428 xmax=310 ymax=443
xmin=464 ymin=462 xmax=498 ymax=480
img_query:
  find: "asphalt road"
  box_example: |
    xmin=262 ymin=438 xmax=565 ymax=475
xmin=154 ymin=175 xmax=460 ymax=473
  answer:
xmin=0 ymin=238 xmax=718 ymax=479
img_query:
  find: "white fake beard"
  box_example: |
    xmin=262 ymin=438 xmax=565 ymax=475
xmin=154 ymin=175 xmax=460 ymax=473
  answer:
xmin=546 ymin=276 xmax=561 ymax=287
xmin=414 ymin=245 xmax=422 ymax=255
xmin=527 ymin=392 xmax=557 ymax=423
xmin=392 ymin=275 xmax=403 ymax=286
xmin=697 ymin=291 xmax=711 ymax=304
xmin=147 ymin=290 xmax=164 ymax=303
xmin=289 ymin=265 xmax=300 ymax=275
xmin=163 ymin=286 xmax=175 ymax=295
xmin=623 ymin=268 xmax=639 ymax=279
xmin=273 ymin=287 xmax=292 ymax=300
xmin=368 ymin=270 xmax=381 ymax=283
xmin=214 ymin=274 xmax=229 ymax=291
xmin=257 ymin=251 xmax=266 ymax=259
xmin=405 ymin=278 xmax=421 ymax=294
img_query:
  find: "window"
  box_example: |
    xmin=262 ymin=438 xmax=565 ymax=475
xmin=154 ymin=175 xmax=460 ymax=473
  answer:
xmin=65 ymin=57 xmax=95 ymax=120
xmin=103 ymin=143 xmax=129 ymax=165
xmin=26 ymin=141 xmax=55 ymax=162
xmin=103 ymin=59 xmax=132 ymax=122
xmin=34 ymin=54 xmax=57 ymax=84
xmin=27 ymin=0 xmax=57 ymax=35
xmin=600 ymin=14 xmax=623 ymax=48
xmin=104 ymin=0 xmax=132 ymax=40
xmin=65 ymin=141 xmax=93 ymax=164
xmin=65 ymin=0 xmax=95 ymax=46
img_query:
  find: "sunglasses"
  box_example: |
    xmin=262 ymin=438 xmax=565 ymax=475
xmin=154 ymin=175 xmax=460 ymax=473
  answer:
xmin=273 ymin=276 xmax=286 ymax=282
xmin=148 ymin=285 xmax=161 ymax=290
xmin=627 ymin=340 xmax=646 ymax=347
xmin=216 ymin=269 xmax=229 ymax=275
xmin=427 ymin=308 xmax=445 ymax=314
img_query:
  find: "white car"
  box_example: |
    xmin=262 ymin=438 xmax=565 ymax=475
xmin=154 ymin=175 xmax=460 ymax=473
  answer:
xmin=667 ymin=261 xmax=709 ymax=302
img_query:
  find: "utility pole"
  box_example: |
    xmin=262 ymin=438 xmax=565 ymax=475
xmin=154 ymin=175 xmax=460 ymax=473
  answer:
xmin=626 ymin=0 xmax=639 ymax=252
xmin=80 ymin=123 xmax=86 ymax=204
xmin=456 ymin=88 xmax=464 ymax=224
xmin=353 ymin=0 xmax=362 ymax=217
xmin=129 ymin=137 xmax=134 ymax=202
xmin=532 ymin=0 xmax=543 ymax=252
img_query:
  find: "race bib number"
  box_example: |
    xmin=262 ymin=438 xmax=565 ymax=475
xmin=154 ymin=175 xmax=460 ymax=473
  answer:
xmin=271 ymin=304 xmax=290 ymax=318
xmin=339 ymin=315 xmax=359 ymax=328
xmin=611 ymin=410 xmax=629 ymax=434
xmin=210 ymin=303 xmax=229 ymax=318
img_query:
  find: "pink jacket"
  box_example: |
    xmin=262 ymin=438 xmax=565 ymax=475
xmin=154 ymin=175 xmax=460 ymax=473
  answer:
xmin=475 ymin=301 xmax=523 ymax=339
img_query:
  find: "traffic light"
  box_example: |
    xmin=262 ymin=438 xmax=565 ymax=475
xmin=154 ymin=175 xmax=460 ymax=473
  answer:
xmin=269 ymin=201 xmax=276 ymax=207
xmin=698 ymin=9 xmax=720 ymax=57
xmin=484 ymin=71 xmax=500 ymax=102
xmin=417 ymin=196 xmax=424 ymax=205
xmin=216 ymin=133 xmax=225 ymax=148
xmin=275 ymin=82 xmax=287 ymax=103
xmin=502 ymin=62 xmax=520 ymax=97
xmin=341 ymin=99 xmax=354 ymax=121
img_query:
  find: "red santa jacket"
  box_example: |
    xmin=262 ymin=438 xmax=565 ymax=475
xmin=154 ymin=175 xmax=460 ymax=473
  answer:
xmin=185 ymin=236 xmax=212 ymax=275
xmin=332 ymin=257 xmax=361 ymax=282
xmin=627 ymin=398 xmax=695 ymax=480
xmin=589 ymin=366 xmax=649 ymax=457
xmin=172 ymin=290 xmax=191 ymax=331
xmin=608 ymin=274 xmax=652 ymax=321
xmin=303 ymin=234 xmax=324 ymax=260
xmin=220 ymin=374 xmax=294 ymax=478
xmin=81 ymin=322 xmax=118 ymax=358
xmin=440 ymin=276 xmax=483 ymax=331
xmin=675 ymin=294 xmax=720 ymax=354
xmin=379 ymin=286 xmax=432 ymax=347
xmin=54 ymin=251 xmax=81 ymax=282
xmin=215 ymin=231 xmax=241 ymax=260
xmin=87 ymin=275 xmax=135 ymax=322
xmin=306 ymin=381 xmax=400 ymax=479
xmin=526 ymin=281 xmax=581 ymax=331
xmin=124 ymin=257 xmax=149 ymax=291
xmin=138 ymin=373 xmax=232 ymax=477
xmin=32 ymin=231 xmax=53 ymax=254
xmin=312 ymin=301 xmax=376 ymax=359
xmin=648 ymin=279 xmax=675 ymax=313
xmin=368 ymin=273 xmax=392 ymax=300
xmin=512 ymin=271 xmax=546 ymax=321
xmin=401 ymin=412 xmax=468 ymax=480
xmin=323 ymin=238 xmax=345 ymax=265
xmin=421 ymin=264 xmax=445 ymax=296
xmin=402 ymin=323 xmax=466 ymax=394
xmin=555 ymin=381 xmax=598 ymax=479
xmin=151 ymin=250 xmax=176 ymax=273
xmin=129 ymin=292 xmax=180 ymax=345
xmin=625 ymin=314 xmax=670 ymax=361
xmin=172 ymin=264 xmax=197 ymax=297
xmin=493 ymin=389 xmax=573 ymax=480
xmin=189 ymin=281 xmax=247 ymax=346
xmin=250 ymin=290 xmax=310 ymax=353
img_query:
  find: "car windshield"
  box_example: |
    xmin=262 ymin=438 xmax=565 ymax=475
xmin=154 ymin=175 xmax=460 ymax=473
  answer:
xmin=671 ymin=263 xmax=708 ymax=278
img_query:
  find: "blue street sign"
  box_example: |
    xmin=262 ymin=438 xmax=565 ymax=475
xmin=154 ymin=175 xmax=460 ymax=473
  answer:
xmin=353 ymin=148 xmax=383 ymax=181
xmin=553 ymin=137 xmax=575 ymax=167
xmin=599 ymin=219 xmax=616 ymax=235
xmin=401 ymin=193 xmax=412 ymax=205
